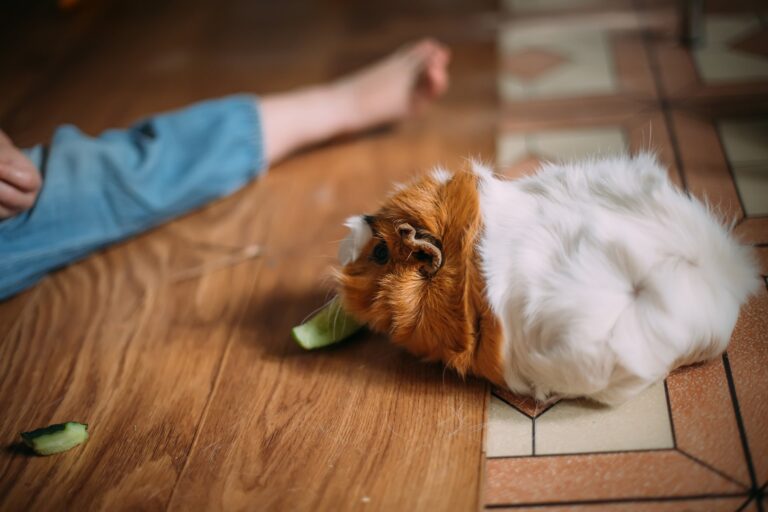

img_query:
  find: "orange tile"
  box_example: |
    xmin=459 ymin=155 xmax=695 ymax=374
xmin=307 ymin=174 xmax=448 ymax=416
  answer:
xmin=670 ymin=110 xmax=743 ymax=221
xmin=504 ymin=49 xmax=569 ymax=82
xmin=612 ymin=32 xmax=658 ymax=98
xmin=625 ymin=111 xmax=683 ymax=187
xmin=756 ymin=247 xmax=768 ymax=277
xmin=493 ymin=387 xmax=558 ymax=418
xmin=649 ymin=20 xmax=768 ymax=102
xmin=499 ymin=154 xmax=545 ymax=180
xmin=726 ymin=287 xmax=768 ymax=487
xmin=485 ymin=451 xmax=743 ymax=505
xmin=492 ymin=496 xmax=747 ymax=511
xmin=735 ymin=218 xmax=768 ymax=246
xmin=667 ymin=360 xmax=751 ymax=486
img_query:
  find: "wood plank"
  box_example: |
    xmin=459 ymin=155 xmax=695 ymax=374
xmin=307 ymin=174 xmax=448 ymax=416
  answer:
xmin=167 ymin=37 xmax=497 ymax=511
xmin=0 ymin=0 xmax=496 ymax=509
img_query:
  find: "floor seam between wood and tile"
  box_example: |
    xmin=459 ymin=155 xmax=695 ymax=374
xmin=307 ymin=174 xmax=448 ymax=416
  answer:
xmin=484 ymin=491 xmax=749 ymax=509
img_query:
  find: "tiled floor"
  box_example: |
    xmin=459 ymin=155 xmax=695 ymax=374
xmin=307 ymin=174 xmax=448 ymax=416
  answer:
xmin=487 ymin=0 xmax=768 ymax=509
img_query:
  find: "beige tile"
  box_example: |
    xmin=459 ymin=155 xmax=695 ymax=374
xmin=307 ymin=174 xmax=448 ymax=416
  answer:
xmin=486 ymin=395 xmax=533 ymax=457
xmin=693 ymin=16 xmax=768 ymax=83
xmin=535 ymin=381 xmax=674 ymax=455
xmin=499 ymin=24 xmax=618 ymax=99
xmin=719 ymin=119 xmax=768 ymax=164
xmin=499 ymin=75 xmax=526 ymax=102
xmin=733 ymin=164 xmax=768 ymax=216
xmin=532 ymin=58 xmax=616 ymax=97
xmin=532 ymin=127 xmax=626 ymax=161
xmin=496 ymin=133 xmax=528 ymax=169
xmin=503 ymin=0 xmax=602 ymax=13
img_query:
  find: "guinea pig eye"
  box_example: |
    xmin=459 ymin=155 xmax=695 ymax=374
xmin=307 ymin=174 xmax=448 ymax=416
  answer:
xmin=371 ymin=241 xmax=389 ymax=265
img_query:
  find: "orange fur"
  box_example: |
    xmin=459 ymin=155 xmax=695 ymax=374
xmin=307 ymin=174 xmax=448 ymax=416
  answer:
xmin=337 ymin=170 xmax=506 ymax=387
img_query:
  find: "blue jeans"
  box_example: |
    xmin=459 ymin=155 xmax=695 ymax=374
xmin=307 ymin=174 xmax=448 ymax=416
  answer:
xmin=0 ymin=95 xmax=266 ymax=300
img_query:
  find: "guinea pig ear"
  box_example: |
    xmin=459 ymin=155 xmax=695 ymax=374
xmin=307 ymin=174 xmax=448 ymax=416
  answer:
xmin=397 ymin=223 xmax=443 ymax=277
xmin=338 ymin=215 xmax=373 ymax=265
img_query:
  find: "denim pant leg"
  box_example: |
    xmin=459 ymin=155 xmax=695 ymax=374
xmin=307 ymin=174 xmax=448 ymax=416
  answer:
xmin=0 ymin=94 xmax=266 ymax=300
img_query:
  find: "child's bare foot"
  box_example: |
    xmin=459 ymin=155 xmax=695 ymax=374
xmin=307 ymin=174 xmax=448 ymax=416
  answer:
xmin=334 ymin=38 xmax=451 ymax=132
xmin=260 ymin=38 xmax=451 ymax=165
xmin=0 ymin=131 xmax=41 ymax=219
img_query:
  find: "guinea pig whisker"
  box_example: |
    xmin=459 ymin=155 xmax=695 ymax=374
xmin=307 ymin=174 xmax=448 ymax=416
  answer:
xmin=301 ymin=296 xmax=336 ymax=325
xmin=331 ymin=299 xmax=344 ymax=340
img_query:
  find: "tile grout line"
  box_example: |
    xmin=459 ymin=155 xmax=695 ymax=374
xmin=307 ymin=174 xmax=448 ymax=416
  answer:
xmin=487 ymin=447 xmax=673 ymax=460
xmin=663 ymin=379 xmax=677 ymax=448
xmin=712 ymin=123 xmax=748 ymax=219
xmin=735 ymin=496 xmax=756 ymax=512
xmin=722 ymin=352 xmax=760 ymax=507
xmin=632 ymin=0 xmax=689 ymax=192
xmin=676 ymin=448 xmax=751 ymax=489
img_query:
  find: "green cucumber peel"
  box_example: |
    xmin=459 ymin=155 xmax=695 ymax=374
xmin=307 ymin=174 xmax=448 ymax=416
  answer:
xmin=21 ymin=421 xmax=89 ymax=456
xmin=292 ymin=297 xmax=364 ymax=350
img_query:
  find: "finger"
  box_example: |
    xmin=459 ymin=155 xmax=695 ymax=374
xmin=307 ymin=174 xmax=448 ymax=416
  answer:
xmin=0 ymin=161 xmax=41 ymax=193
xmin=0 ymin=203 xmax=16 ymax=220
xmin=0 ymin=179 xmax=36 ymax=211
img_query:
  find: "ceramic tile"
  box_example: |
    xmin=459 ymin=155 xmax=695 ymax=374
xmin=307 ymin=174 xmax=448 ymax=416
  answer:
xmin=493 ymin=387 xmax=559 ymax=418
xmin=667 ymin=359 xmax=751 ymax=485
xmin=503 ymin=0 xmax=603 ymax=13
xmin=718 ymin=118 xmax=768 ymax=216
xmin=726 ymin=287 xmax=768 ymax=487
xmin=532 ymin=127 xmax=626 ymax=160
xmin=495 ymin=497 xmax=747 ymax=511
xmin=671 ymin=110 xmax=743 ymax=221
xmin=693 ymin=16 xmax=768 ymax=83
xmin=735 ymin=218 xmax=768 ymax=246
xmin=733 ymin=164 xmax=768 ymax=216
xmin=485 ymin=451 xmax=743 ymax=505
xmin=719 ymin=119 xmax=768 ymax=164
xmin=757 ymin=247 xmax=768 ymax=277
xmin=504 ymin=48 xmax=568 ymax=82
xmin=496 ymin=133 xmax=528 ymax=169
xmin=499 ymin=24 xmax=618 ymax=100
xmin=486 ymin=395 xmax=533 ymax=457
xmin=535 ymin=381 xmax=674 ymax=455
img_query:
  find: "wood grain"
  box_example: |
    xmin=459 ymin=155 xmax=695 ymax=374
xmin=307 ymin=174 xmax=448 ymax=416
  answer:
xmin=0 ymin=0 xmax=497 ymax=510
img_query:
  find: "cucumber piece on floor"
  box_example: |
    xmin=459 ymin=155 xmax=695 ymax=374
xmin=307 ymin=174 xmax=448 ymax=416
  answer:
xmin=292 ymin=297 xmax=363 ymax=350
xmin=21 ymin=422 xmax=89 ymax=456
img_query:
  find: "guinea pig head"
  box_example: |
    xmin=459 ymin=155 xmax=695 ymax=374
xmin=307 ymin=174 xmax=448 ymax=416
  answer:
xmin=336 ymin=169 xmax=505 ymax=386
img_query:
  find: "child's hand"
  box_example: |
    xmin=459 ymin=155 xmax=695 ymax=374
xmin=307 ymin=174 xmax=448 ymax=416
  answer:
xmin=0 ymin=131 xmax=41 ymax=219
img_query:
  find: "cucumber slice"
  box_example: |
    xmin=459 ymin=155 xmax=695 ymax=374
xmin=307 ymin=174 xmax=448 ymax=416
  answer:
xmin=292 ymin=297 xmax=363 ymax=350
xmin=21 ymin=422 xmax=89 ymax=456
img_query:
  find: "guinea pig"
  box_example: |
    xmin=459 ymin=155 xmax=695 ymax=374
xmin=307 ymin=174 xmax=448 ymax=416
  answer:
xmin=336 ymin=153 xmax=760 ymax=405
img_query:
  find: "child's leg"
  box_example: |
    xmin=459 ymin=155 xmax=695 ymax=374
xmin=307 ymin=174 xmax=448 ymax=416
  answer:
xmin=260 ymin=39 xmax=449 ymax=164
xmin=0 ymin=39 xmax=449 ymax=300
xmin=0 ymin=95 xmax=265 ymax=299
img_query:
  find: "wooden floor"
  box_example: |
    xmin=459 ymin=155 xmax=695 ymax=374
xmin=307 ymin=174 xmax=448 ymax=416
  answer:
xmin=0 ymin=0 xmax=498 ymax=510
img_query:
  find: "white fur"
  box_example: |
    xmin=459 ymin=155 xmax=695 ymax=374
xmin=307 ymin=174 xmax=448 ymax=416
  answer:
xmin=477 ymin=153 xmax=759 ymax=405
xmin=431 ymin=166 xmax=453 ymax=184
xmin=338 ymin=215 xmax=372 ymax=265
